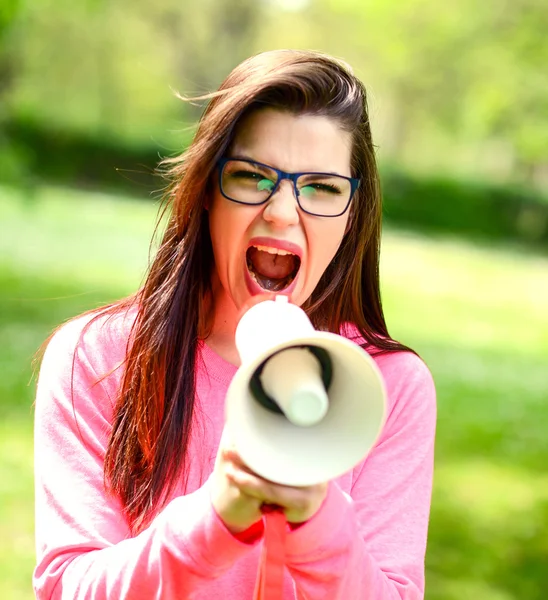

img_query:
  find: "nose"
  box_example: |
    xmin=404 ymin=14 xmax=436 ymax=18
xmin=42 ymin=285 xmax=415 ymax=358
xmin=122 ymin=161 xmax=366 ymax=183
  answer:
xmin=262 ymin=180 xmax=300 ymax=228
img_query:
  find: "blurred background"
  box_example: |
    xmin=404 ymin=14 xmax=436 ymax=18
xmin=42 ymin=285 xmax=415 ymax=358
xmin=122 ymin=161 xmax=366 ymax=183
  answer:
xmin=1 ymin=0 xmax=547 ymax=598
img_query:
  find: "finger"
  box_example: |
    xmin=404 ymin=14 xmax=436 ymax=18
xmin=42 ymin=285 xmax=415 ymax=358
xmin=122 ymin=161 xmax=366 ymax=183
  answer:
xmin=227 ymin=467 xmax=311 ymax=512
xmin=223 ymin=450 xmax=318 ymax=489
xmin=226 ymin=456 xmax=325 ymax=495
xmin=221 ymin=449 xmax=260 ymax=476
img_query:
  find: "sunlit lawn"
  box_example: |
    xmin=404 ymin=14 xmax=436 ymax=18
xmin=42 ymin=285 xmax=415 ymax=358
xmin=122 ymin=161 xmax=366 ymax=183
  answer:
xmin=1 ymin=185 xmax=547 ymax=599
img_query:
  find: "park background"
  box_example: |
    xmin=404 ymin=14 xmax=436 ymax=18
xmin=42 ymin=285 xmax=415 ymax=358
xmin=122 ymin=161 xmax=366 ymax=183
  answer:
xmin=1 ymin=0 xmax=547 ymax=598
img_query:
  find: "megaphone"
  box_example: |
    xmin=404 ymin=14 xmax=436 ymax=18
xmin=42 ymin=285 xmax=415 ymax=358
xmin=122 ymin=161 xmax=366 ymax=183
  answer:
xmin=225 ymin=296 xmax=386 ymax=487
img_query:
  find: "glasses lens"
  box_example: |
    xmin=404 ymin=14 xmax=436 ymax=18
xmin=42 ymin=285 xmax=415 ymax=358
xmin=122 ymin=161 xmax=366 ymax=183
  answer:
xmin=296 ymin=174 xmax=352 ymax=216
xmin=221 ymin=160 xmax=278 ymax=204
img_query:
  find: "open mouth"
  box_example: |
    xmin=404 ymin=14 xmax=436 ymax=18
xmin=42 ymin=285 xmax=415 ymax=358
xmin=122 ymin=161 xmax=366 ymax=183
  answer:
xmin=246 ymin=244 xmax=301 ymax=292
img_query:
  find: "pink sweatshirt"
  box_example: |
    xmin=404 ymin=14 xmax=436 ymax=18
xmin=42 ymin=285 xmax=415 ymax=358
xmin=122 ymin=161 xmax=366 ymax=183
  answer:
xmin=33 ymin=309 xmax=436 ymax=599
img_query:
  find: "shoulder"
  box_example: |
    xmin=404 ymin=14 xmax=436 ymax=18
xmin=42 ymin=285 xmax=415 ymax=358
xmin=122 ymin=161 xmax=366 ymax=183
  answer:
xmin=40 ymin=305 xmax=137 ymax=404
xmin=36 ymin=306 xmax=138 ymax=438
xmin=373 ymin=350 xmax=436 ymax=445
xmin=339 ymin=322 xmax=436 ymax=425
xmin=374 ymin=350 xmax=435 ymax=398
xmin=45 ymin=305 xmax=136 ymax=360
xmin=340 ymin=323 xmax=434 ymax=395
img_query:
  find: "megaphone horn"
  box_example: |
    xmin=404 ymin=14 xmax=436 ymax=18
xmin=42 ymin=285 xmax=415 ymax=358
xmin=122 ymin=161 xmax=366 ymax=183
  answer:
xmin=225 ymin=296 xmax=386 ymax=487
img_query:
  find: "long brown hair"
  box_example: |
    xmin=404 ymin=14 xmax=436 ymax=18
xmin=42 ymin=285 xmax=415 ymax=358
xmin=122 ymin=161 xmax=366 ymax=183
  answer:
xmin=81 ymin=50 xmax=413 ymax=533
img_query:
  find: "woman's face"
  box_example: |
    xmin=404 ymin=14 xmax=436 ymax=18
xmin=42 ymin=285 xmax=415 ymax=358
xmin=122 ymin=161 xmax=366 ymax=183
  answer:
xmin=208 ymin=108 xmax=353 ymax=315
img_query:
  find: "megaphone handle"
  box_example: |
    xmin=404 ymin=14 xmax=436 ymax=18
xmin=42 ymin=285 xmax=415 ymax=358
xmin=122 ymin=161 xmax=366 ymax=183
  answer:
xmin=253 ymin=508 xmax=287 ymax=600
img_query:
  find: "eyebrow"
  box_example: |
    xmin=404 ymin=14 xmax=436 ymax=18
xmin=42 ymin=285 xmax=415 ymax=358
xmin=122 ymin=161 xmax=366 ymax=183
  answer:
xmin=228 ymin=153 xmax=345 ymax=177
xmin=229 ymin=154 xmax=269 ymax=170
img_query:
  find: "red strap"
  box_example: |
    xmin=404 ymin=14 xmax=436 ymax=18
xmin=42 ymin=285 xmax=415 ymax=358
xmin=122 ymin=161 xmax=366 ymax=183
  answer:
xmin=253 ymin=508 xmax=287 ymax=600
xmin=234 ymin=520 xmax=265 ymax=545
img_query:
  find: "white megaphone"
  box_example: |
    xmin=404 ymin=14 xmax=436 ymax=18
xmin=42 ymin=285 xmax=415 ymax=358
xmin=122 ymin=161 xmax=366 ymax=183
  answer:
xmin=225 ymin=296 xmax=387 ymax=487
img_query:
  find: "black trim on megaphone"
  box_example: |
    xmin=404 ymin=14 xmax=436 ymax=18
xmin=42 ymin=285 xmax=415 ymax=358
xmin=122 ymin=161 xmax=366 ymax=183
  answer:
xmin=249 ymin=345 xmax=333 ymax=416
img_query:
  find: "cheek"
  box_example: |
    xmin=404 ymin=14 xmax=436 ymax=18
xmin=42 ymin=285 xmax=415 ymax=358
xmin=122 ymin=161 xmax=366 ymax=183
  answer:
xmin=309 ymin=218 xmax=348 ymax=272
xmin=208 ymin=200 xmax=233 ymax=269
xmin=209 ymin=193 xmax=236 ymax=244
xmin=208 ymin=196 xmax=255 ymax=271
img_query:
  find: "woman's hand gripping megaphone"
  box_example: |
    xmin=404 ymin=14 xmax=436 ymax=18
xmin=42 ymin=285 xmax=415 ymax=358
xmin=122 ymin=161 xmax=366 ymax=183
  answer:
xmin=210 ymin=293 xmax=328 ymax=534
xmin=210 ymin=428 xmax=328 ymax=534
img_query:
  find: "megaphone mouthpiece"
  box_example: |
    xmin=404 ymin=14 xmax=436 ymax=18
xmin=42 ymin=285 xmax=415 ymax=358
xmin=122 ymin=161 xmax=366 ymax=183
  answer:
xmin=260 ymin=347 xmax=329 ymax=427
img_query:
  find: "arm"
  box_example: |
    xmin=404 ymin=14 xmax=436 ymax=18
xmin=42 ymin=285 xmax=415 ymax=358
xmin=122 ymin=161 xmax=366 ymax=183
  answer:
xmin=33 ymin=318 xmax=258 ymax=600
xmin=285 ymin=352 xmax=437 ymax=600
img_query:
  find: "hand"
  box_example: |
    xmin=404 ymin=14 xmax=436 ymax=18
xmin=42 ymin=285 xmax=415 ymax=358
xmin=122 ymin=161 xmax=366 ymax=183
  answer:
xmin=210 ymin=430 xmax=328 ymax=534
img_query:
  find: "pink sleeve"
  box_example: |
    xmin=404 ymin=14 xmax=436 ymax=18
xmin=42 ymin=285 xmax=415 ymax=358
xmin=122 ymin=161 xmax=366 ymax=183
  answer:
xmin=284 ymin=352 xmax=437 ymax=600
xmin=33 ymin=320 xmax=258 ymax=600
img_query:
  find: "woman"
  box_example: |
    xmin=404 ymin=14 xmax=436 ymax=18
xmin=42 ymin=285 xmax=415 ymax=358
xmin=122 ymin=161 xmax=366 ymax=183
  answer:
xmin=34 ymin=50 xmax=436 ymax=599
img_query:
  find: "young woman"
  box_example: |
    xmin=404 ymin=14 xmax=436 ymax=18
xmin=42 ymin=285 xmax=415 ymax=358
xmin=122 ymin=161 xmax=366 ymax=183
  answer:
xmin=34 ymin=50 xmax=436 ymax=599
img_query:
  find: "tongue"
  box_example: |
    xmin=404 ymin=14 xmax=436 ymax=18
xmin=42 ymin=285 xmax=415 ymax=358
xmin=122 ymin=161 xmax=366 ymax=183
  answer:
xmin=248 ymin=248 xmax=296 ymax=279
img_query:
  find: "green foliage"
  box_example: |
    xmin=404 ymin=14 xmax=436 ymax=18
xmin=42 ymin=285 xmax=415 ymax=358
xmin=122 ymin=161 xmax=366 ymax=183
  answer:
xmin=0 ymin=0 xmax=21 ymax=37
xmin=303 ymin=0 xmax=548 ymax=182
xmin=382 ymin=167 xmax=548 ymax=246
xmin=1 ymin=187 xmax=547 ymax=598
xmin=1 ymin=117 xmax=169 ymax=193
xmin=1 ymin=0 xmax=547 ymax=188
xmin=2 ymin=0 xmax=265 ymax=144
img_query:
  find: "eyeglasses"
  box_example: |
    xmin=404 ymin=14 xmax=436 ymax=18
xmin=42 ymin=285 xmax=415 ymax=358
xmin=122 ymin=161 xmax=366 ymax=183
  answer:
xmin=217 ymin=157 xmax=360 ymax=217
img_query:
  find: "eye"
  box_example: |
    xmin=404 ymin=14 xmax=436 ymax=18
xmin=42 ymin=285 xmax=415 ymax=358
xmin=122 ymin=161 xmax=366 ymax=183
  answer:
xmin=300 ymin=183 xmax=343 ymax=196
xmin=230 ymin=169 xmax=263 ymax=180
xmin=228 ymin=169 xmax=276 ymax=190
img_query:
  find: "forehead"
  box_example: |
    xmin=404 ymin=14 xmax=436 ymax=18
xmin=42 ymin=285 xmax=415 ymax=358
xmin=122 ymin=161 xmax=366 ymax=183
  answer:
xmin=229 ymin=109 xmax=353 ymax=176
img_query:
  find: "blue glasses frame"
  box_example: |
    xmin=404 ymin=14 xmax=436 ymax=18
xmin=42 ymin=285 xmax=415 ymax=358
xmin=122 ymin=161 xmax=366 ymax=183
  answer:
xmin=217 ymin=157 xmax=360 ymax=218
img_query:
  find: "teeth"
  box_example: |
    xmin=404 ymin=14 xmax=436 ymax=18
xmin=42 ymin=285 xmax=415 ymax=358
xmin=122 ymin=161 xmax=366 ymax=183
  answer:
xmin=252 ymin=244 xmax=295 ymax=256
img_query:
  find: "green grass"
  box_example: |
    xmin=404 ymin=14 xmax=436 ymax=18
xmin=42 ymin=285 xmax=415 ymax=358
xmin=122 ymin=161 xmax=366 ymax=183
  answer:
xmin=1 ymin=185 xmax=547 ymax=599
xmin=383 ymin=233 xmax=548 ymax=599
